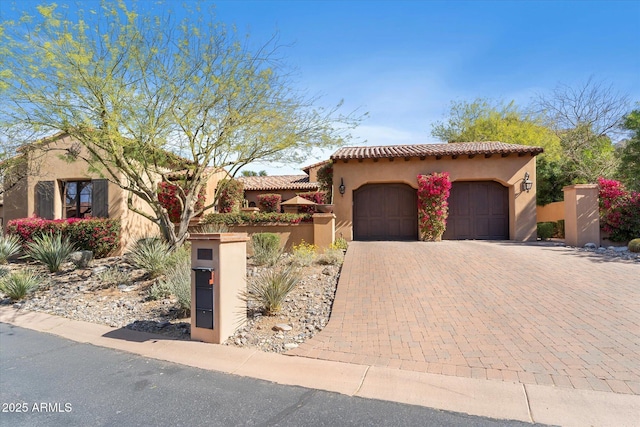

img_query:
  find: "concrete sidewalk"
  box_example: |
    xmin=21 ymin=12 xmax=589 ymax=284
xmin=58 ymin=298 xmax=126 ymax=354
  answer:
xmin=1 ymin=306 xmax=638 ymax=426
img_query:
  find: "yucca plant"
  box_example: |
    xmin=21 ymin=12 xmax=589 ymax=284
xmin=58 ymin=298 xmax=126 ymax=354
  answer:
xmin=128 ymin=237 xmax=172 ymax=279
xmin=241 ymin=266 xmax=300 ymax=315
xmin=0 ymin=233 xmax=22 ymax=264
xmin=0 ymin=269 xmax=42 ymax=300
xmin=26 ymin=233 xmax=76 ymax=273
xmin=165 ymin=260 xmax=191 ymax=316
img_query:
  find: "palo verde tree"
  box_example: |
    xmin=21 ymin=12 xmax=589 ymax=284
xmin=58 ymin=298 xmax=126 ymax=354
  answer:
xmin=0 ymin=2 xmax=363 ymax=249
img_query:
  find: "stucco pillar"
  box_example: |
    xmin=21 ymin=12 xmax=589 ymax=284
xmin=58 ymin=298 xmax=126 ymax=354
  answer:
xmin=188 ymin=232 xmax=249 ymax=344
xmin=313 ymin=213 xmax=335 ymax=252
xmin=563 ymin=184 xmax=600 ymax=247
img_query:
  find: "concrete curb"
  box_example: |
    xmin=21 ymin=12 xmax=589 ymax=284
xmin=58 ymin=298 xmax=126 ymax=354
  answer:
xmin=1 ymin=306 xmax=638 ymax=426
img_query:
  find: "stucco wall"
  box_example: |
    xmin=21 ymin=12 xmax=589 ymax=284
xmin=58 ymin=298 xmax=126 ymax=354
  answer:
xmin=537 ymin=201 xmax=565 ymax=223
xmin=3 ymin=135 xmax=159 ymax=253
xmin=332 ymin=154 xmax=538 ymax=241
xmin=228 ymin=223 xmax=314 ymax=254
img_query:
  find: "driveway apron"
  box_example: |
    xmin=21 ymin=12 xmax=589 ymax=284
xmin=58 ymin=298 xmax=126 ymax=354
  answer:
xmin=289 ymin=241 xmax=640 ymax=395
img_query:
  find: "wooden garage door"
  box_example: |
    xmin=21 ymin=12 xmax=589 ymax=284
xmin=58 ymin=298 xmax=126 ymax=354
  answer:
xmin=353 ymin=184 xmax=418 ymax=241
xmin=443 ymin=181 xmax=509 ymax=240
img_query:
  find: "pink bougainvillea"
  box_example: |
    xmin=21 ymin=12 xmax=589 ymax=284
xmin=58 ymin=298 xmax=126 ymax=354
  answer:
xmin=598 ymin=177 xmax=640 ymax=242
xmin=158 ymin=181 xmax=207 ymax=223
xmin=257 ymin=193 xmax=282 ymax=213
xmin=297 ymin=191 xmax=327 ymax=214
xmin=417 ymin=172 xmax=452 ymax=241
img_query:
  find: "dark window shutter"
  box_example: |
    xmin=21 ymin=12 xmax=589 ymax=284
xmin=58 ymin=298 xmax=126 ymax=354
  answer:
xmin=35 ymin=181 xmax=54 ymax=219
xmin=92 ymin=179 xmax=109 ymax=218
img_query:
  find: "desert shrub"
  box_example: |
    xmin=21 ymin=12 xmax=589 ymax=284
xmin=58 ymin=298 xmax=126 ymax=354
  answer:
xmin=629 ymin=239 xmax=640 ymax=253
xmin=164 ymin=260 xmax=191 ymax=316
xmin=537 ymin=222 xmax=554 ymax=241
xmin=317 ymin=248 xmax=344 ymax=265
xmin=251 ymin=233 xmax=281 ymax=266
xmin=241 ymin=267 xmax=300 ymax=315
xmin=128 ymin=238 xmax=172 ymax=279
xmin=148 ymin=280 xmax=172 ymax=301
xmin=553 ymin=220 xmax=565 ymax=239
xmin=0 ymin=233 xmax=21 ymax=264
xmin=0 ymin=270 xmax=42 ymax=301
xmin=7 ymin=218 xmax=120 ymax=258
xmin=330 ymin=237 xmax=348 ymax=251
xmin=192 ymin=223 xmax=229 ymax=233
xmin=97 ymin=266 xmax=130 ymax=287
xmin=0 ymin=267 xmax=8 ymax=280
xmin=257 ymin=193 xmax=282 ymax=213
xmin=291 ymin=240 xmax=317 ymax=266
xmin=26 ymin=233 xmax=77 ymax=272
xmin=316 ymin=161 xmax=333 ymax=200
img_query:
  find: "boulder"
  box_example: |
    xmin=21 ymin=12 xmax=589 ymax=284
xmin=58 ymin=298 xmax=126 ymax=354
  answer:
xmin=69 ymin=250 xmax=93 ymax=268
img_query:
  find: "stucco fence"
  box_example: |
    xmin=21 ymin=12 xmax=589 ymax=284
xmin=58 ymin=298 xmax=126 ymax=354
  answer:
xmin=188 ymin=213 xmax=335 ymax=256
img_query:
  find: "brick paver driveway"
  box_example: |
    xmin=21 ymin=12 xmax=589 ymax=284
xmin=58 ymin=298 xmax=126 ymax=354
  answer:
xmin=290 ymin=241 xmax=640 ymax=395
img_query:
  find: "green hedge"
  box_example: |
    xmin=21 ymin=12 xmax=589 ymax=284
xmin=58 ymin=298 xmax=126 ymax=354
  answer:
xmin=202 ymin=212 xmax=311 ymax=226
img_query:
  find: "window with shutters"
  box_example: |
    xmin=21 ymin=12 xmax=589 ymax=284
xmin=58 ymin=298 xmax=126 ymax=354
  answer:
xmin=63 ymin=180 xmax=93 ymax=218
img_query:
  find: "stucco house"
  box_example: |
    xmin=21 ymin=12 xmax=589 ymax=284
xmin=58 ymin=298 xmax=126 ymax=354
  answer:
xmin=238 ymin=175 xmax=319 ymax=208
xmin=329 ymin=142 xmax=543 ymax=241
xmin=2 ymin=133 xmax=226 ymax=251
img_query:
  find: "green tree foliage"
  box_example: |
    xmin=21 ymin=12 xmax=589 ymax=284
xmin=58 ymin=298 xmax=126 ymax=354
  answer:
xmin=617 ymin=109 xmax=640 ymax=192
xmin=0 ymin=2 xmax=363 ymax=249
xmin=431 ymin=98 xmax=566 ymax=204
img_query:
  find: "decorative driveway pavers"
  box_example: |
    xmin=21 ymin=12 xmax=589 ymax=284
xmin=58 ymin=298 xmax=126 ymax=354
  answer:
xmin=289 ymin=241 xmax=640 ymax=394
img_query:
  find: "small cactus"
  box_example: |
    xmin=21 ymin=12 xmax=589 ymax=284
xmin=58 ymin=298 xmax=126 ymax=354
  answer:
xmin=629 ymin=238 xmax=640 ymax=253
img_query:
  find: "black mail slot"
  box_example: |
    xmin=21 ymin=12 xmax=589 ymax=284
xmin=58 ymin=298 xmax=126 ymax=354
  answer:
xmin=193 ymin=267 xmax=215 ymax=329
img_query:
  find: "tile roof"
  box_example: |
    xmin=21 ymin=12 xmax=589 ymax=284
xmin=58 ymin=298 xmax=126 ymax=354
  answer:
xmin=330 ymin=142 xmax=544 ymax=161
xmin=237 ymin=175 xmax=319 ymax=191
xmin=302 ymin=159 xmax=330 ymax=173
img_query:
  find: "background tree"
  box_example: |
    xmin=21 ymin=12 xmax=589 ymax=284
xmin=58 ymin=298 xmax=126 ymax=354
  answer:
xmin=431 ymin=98 xmax=565 ymax=204
xmin=617 ymin=109 xmax=640 ymax=191
xmin=534 ymin=77 xmax=629 ymax=183
xmin=0 ymin=2 xmax=362 ymax=248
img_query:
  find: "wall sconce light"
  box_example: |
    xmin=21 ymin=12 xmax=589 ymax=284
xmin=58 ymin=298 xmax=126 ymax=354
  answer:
xmin=339 ymin=178 xmax=346 ymax=196
xmin=522 ymin=172 xmax=533 ymax=193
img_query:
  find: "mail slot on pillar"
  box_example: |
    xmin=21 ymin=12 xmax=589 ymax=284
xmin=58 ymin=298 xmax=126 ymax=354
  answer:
xmin=192 ymin=267 xmax=215 ymax=329
xmin=187 ymin=232 xmax=249 ymax=344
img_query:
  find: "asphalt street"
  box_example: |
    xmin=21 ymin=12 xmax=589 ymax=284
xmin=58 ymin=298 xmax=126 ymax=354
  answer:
xmin=0 ymin=322 xmax=543 ymax=426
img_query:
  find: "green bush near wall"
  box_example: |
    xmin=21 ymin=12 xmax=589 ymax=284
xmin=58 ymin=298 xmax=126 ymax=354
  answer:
xmin=537 ymin=222 xmax=554 ymax=240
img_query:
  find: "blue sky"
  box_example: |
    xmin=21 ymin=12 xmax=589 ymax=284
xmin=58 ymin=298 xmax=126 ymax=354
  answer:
xmin=3 ymin=1 xmax=640 ymax=175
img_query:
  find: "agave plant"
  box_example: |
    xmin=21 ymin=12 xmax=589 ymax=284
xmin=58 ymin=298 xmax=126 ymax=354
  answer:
xmin=26 ymin=233 xmax=76 ymax=273
xmin=0 ymin=233 xmax=22 ymax=264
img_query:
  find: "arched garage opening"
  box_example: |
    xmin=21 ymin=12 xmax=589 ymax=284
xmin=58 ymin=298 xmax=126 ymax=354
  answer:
xmin=353 ymin=183 xmax=418 ymax=241
xmin=443 ymin=181 xmax=509 ymax=240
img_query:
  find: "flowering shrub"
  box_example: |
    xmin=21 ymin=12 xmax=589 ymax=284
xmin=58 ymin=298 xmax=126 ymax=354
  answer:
xmin=297 ymin=191 xmax=327 ymax=214
xmin=202 ymin=212 xmax=310 ymax=226
xmin=6 ymin=218 xmax=121 ymax=258
xmin=598 ymin=177 xmax=640 ymax=242
xmin=158 ymin=181 xmax=207 ymax=223
xmin=217 ymin=179 xmax=244 ymax=213
xmin=417 ymin=172 xmax=452 ymax=241
xmin=257 ymin=193 xmax=282 ymax=213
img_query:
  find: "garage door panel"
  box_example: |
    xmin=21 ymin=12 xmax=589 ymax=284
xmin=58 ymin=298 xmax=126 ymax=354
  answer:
xmin=443 ymin=181 xmax=508 ymax=240
xmin=354 ymin=184 xmax=418 ymax=241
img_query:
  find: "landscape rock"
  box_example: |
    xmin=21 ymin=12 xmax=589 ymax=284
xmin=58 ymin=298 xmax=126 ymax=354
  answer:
xmin=69 ymin=251 xmax=94 ymax=268
xmin=583 ymin=242 xmax=597 ymax=249
xmin=273 ymin=323 xmax=292 ymax=332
